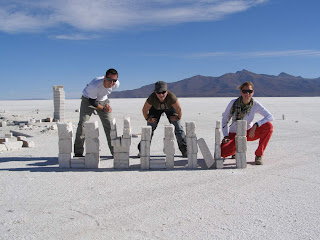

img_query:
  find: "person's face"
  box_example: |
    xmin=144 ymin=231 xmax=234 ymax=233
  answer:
xmin=104 ymin=74 xmax=118 ymax=88
xmin=240 ymin=85 xmax=254 ymax=103
xmin=155 ymin=90 xmax=168 ymax=102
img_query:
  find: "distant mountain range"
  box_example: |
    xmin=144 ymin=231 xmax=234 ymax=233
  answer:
xmin=110 ymin=69 xmax=320 ymax=98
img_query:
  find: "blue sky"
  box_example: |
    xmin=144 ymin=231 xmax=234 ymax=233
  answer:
xmin=1 ymin=0 xmax=320 ymax=100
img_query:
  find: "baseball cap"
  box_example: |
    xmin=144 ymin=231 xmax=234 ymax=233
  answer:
xmin=154 ymin=81 xmax=167 ymax=92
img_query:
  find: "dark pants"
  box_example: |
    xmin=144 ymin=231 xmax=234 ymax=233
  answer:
xmin=138 ymin=106 xmax=187 ymax=155
xmin=74 ymin=97 xmax=114 ymax=156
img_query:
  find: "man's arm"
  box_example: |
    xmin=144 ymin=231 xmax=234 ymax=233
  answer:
xmin=171 ymin=100 xmax=182 ymax=121
xmin=142 ymin=101 xmax=152 ymax=120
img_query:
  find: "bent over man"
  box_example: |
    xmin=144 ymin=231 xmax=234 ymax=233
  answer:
xmin=138 ymin=81 xmax=187 ymax=157
xmin=74 ymin=68 xmax=120 ymax=157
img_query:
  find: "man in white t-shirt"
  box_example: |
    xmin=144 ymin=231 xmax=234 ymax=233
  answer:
xmin=74 ymin=68 xmax=120 ymax=157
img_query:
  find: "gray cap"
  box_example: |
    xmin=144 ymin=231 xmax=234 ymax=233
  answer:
xmin=154 ymin=81 xmax=167 ymax=92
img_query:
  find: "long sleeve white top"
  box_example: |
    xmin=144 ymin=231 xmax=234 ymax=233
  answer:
xmin=222 ymin=99 xmax=274 ymax=137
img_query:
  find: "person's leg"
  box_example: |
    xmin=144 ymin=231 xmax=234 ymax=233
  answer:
xmin=247 ymin=122 xmax=273 ymax=157
xmin=74 ymin=97 xmax=94 ymax=156
xmin=221 ymin=133 xmax=236 ymax=158
xmin=138 ymin=106 xmax=162 ymax=151
xmin=97 ymin=99 xmax=114 ymax=155
xmin=165 ymin=107 xmax=187 ymax=156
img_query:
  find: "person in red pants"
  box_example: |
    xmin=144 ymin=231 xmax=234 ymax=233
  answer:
xmin=221 ymin=81 xmax=274 ymax=165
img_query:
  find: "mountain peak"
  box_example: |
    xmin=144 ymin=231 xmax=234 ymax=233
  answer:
xmin=278 ymin=72 xmax=294 ymax=77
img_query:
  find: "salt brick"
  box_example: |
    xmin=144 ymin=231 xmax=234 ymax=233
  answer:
xmin=236 ymin=136 xmax=247 ymax=152
xmin=0 ymin=138 xmax=8 ymax=144
xmin=236 ymin=120 xmax=247 ymax=136
xmin=166 ymin=155 xmax=175 ymax=169
xmin=122 ymin=128 xmax=131 ymax=138
xmin=22 ymin=140 xmax=35 ymax=148
xmin=114 ymin=145 xmax=130 ymax=153
xmin=188 ymin=153 xmax=197 ymax=169
xmin=58 ymin=153 xmax=71 ymax=168
xmin=214 ymin=158 xmax=224 ymax=169
xmin=59 ymin=139 xmax=73 ymax=153
xmin=123 ymin=117 xmax=131 ymax=128
xmin=185 ymin=122 xmax=196 ymax=138
xmin=140 ymin=140 xmax=150 ymax=156
xmin=110 ymin=129 xmax=117 ymax=139
xmin=85 ymin=138 xmax=100 ymax=153
xmin=71 ymin=163 xmax=85 ymax=168
xmin=163 ymin=139 xmax=175 ymax=155
xmin=216 ymin=120 xmax=221 ymax=129
xmin=71 ymin=159 xmax=85 ymax=164
xmin=0 ymin=144 xmax=7 ymax=151
xmin=141 ymin=126 xmax=152 ymax=140
xmin=214 ymin=144 xmax=221 ymax=159
xmin=121 ymin=137 xmax=131 ymax=147
xmin=84 ymin=121 xmax=99 ymax=138
xmin=111 ymin=118 xmax=117 ymax=130
xmin=57 ymin=122 xmax=73 ymax=139
xmin=215 ymin=128 xmax=221 ymax=144
xmin=164 ymin=124 xmax=175 ymax=139
xmin=150 ymin=159 xmax=166 ymax=169
xmin=114 ymin=152 xmax=129 ymax=161
xmin=140 ymin=156 xmax=150 ymax=170
xmin=187 ymin=137 xmax=198 ymax=153
xmin=236 ymin=152 xmax=247 ymax=168
xmin=197 ymin=138 xmax=215 ymax=168
xmin=111 ymin=137 xmax=121 ymax=147
xmin=114 ymin=161 xmax=129 ymax=169
xmin=85 ymin=153 xmax=100 ymax=168
xmin=3 ymin=141 xmax=23 ymax=150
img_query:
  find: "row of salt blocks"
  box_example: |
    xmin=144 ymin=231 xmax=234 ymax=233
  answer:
xmin=235 ymin=120 xmax=247 ymax=168
xmin=53 ymin=85 xmax=65 ymax=122
xmin=186 ymin=122 xmax=198 ymax=169
xmin=111 ymin=117 xmax=132 ymax=169
xmin=58 ymin=121 xmax=100 ymax=168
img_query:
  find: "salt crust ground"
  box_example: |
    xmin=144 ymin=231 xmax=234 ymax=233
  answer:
xmin=0 ymin=97 xmax=319 ymax=239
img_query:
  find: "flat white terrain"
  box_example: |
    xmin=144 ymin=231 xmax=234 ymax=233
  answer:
xmin=0 ymin=97 xmax=319 ymax=239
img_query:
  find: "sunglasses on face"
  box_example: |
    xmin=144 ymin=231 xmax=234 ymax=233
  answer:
xmin=242 ymin=89 xmax=253 ymax=94
xmin=156 ymin=91 xmax=167 ymax=95
xmin=106 ymin=77 xmax=117 ymax=82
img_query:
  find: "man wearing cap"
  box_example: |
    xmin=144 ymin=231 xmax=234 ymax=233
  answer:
xmin=74 ymin=68 xmax=120 ymax=157
xmin=139 ymin=81 xmax=187 ymax=157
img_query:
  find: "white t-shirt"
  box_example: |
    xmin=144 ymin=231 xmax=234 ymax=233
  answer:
xmin=222 ymin=99 xmax=274 ymax=136
xmin=82 ymin=76 xmax=120 ymax=101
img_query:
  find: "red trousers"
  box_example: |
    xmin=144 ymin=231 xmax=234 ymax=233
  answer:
xmin=221 ymin=122 xmax=273 ymax=158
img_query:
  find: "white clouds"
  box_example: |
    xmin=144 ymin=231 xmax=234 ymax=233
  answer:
xmin=0 ymin=0 xmax=267 ymax=35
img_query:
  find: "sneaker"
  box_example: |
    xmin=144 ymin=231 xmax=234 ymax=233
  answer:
xmin=231 ymin=155 xmax=236 ymax=159
xmin=255 ymin=156 xmax=263 ymax=165
xmin=74 ymin=153 xmax=84 ymax=157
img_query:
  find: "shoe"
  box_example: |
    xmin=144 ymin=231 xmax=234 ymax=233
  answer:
xmin=74 ymin=153 xmax=84 ymax=157
xmin=255 ymin=156 xmax=263 ymax=165
xmin=231 ymin=155 xmax=235 ymax=159
xmin=137 ymin=153 xmax=140 ymax=158
xmin=182 ymin=152 xmax=188 ymax=158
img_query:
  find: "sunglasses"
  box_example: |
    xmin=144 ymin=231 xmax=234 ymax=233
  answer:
xmin=156 ymin=91 xmax=167 ymax=95
xmin=242 ymin=89 xmax=253 ymax=94
xmin=106 ymin=77 xmax=117 ymax=82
